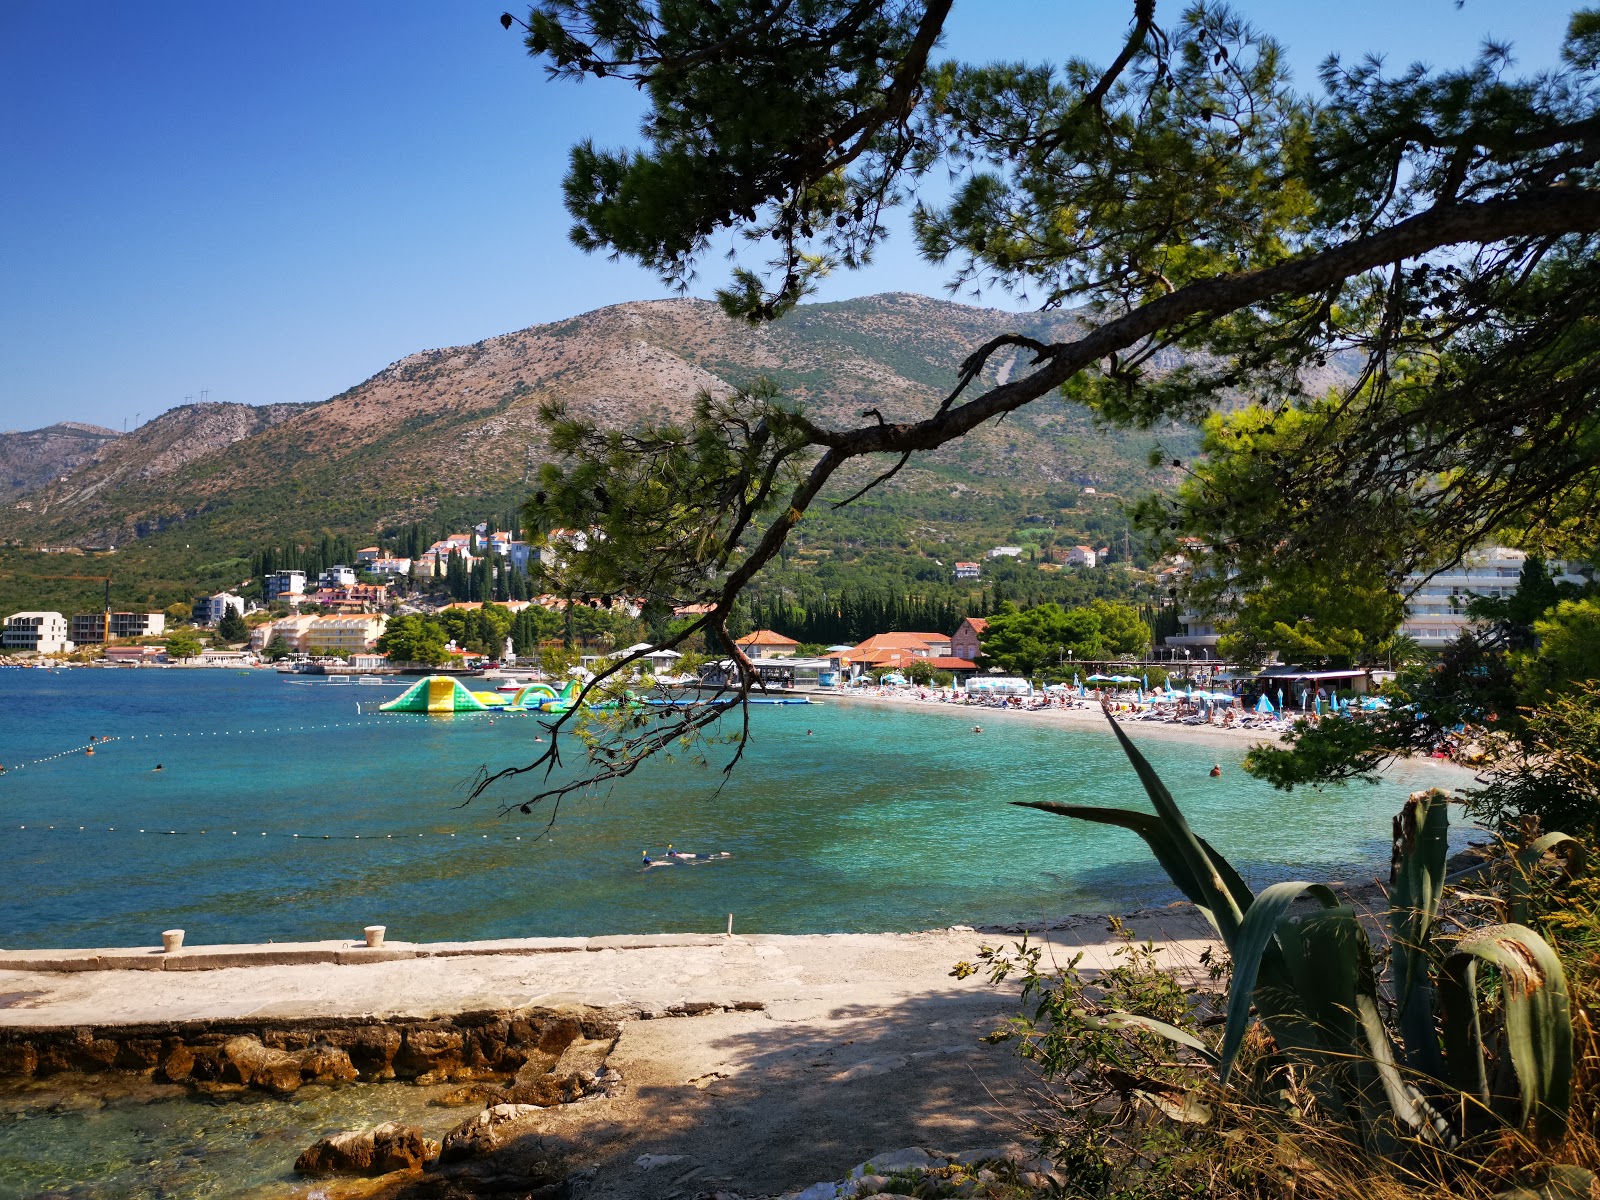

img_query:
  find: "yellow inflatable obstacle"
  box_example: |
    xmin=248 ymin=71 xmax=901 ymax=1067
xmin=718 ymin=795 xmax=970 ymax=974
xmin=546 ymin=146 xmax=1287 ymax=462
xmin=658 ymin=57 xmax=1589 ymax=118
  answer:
xmin=381 ymin=675 xmax=494 ymax=714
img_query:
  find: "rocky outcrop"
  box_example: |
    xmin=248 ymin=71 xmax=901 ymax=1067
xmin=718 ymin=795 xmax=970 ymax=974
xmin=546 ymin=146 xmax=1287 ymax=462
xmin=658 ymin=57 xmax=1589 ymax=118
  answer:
xmin=0 ymin=421 xmax=120 ymax=503
xmin=0 ymin=1006 xmax=621 ymax=1096
xmin=295 ymin=1121 xmax=437 ymax=1176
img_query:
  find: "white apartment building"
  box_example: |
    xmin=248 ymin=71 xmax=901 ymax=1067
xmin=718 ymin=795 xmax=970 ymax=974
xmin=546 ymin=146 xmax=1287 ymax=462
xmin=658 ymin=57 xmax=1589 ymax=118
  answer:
xmin=3 ymin=611 xmax=72 ymax=654
xmin=1066 ymin=545 xmax=1098 ymax=568
xmin=265 ymin=570 xmax=307 ymax=602
xmin=252 ymin=613 xmax=388 ymax=654
xmin=987 ymin=546 xmax=1023 ymax=559
xmin=1401 ymin=547 xmax=1588 ymax=647
xmin=193 ymin=592 xmax=246 ymax=627
xmin=318 ymin=565 xmax=358 ymax=589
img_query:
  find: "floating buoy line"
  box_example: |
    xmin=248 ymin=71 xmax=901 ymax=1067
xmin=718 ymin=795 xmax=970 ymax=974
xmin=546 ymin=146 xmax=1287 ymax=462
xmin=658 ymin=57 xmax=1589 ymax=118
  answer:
xmin=5 ymin=823 xmax=542 ymax=844
xmin=0 ymin=707 xmax=533 ymax=775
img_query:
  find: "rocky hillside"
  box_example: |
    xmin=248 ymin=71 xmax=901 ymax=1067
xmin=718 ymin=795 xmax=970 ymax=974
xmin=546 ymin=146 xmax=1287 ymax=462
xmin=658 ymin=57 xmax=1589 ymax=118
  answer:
xmin=10 ymin=402 xmax=310 ymax=540
xmin=9 ymin=295 xmax=1195 ymax=559
xmin=0 ymin=422 xmax=120 ymax=504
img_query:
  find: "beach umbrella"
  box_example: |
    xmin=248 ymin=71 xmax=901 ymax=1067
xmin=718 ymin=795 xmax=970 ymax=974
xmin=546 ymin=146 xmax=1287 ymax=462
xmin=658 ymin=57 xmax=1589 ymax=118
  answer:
xmin=1073 ymin=673 xmax=1079 ymax=688
xmin=1277 ymin=688 xmax=1284 ymax=710
xmin=1142 ymin=672 xmax=1149 ymax=689
xmin=1314 ymin=697 xmax=1322 ymax=715
xmin=1255 ymin=694 xmax=1275 ymax=714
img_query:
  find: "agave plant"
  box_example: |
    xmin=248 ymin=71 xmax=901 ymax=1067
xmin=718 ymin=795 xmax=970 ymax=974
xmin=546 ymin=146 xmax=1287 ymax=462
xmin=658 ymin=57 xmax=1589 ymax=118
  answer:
xmin=1018 ymin=711 xmax=1579 ymax=1159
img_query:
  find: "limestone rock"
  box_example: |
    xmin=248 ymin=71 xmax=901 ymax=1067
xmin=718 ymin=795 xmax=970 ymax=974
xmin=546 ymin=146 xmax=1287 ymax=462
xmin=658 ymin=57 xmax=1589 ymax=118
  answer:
xmin=298 ymin=1043 xmax=359 ymax=1084
xmin=439 ymin=1103 xmax=544 ymax=1162
xmin=432 ymin=1083 xmax=498 ymax=1108
xmin=395 ymin=1028 xmax=465 ymax=1079
xmin=849 ymin=1148 xmax=935 ymax=1179
xmin=219 ymin=1036 xmax=303 ymax=1094
xmin=294 ymin=1121 xmax=435 ymax=1176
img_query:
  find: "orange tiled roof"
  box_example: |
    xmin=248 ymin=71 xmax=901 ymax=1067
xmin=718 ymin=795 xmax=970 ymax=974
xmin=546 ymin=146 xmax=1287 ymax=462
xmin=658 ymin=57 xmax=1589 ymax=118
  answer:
xmin=929 ymin=656 xmax=978 ymax=670
xmin=736 ymin=629 xmax=800 ymax=646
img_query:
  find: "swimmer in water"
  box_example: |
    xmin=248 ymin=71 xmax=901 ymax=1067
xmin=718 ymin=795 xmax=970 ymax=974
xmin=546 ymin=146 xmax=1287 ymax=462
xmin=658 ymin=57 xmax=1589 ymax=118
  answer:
xmin=1209 ymin=763 xmax=1222 ymax=778
xmin=153 ymin=764 xmax=164 ymax=772
xmin=972 ymin=725 xmax=983 ymax=734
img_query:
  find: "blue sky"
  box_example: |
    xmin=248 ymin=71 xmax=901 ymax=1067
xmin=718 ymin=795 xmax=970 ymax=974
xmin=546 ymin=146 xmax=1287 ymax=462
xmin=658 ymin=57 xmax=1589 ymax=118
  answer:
xmin=1 ymin=2 xmax=1579 ymax=432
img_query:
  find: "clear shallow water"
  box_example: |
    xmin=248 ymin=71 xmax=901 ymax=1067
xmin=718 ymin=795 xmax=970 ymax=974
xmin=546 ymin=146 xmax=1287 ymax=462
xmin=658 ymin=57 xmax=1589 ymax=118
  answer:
xmin=0 ymin=670 xmax=1471 ymax=949
xmin=0 ymin=1076 xmax=465 ymax=1200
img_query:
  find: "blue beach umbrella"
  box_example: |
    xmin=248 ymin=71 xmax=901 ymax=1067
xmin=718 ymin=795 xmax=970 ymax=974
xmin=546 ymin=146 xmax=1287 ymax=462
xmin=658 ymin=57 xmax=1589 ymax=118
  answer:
xmin=1314 ymin=697 xmax=1322 ymax=715
xmin=1277 ymin=688 xmax=1284 ymax=710
xmin=1256 ymin=694 xmax=1275 ymax=714
xmin=1073 ymin=673 xmax=1079 ymax=687
xmin=1142 ymin=673 xmax=1149 ymax=689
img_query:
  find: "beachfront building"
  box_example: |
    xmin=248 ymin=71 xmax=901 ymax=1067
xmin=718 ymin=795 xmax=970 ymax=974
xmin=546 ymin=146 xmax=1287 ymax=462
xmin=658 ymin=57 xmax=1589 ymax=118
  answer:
xmin=69 ymin=610 xmax=166 ymax=645
xmin=953 ymin=561 xmax=981 ymax=581
xmin=1400 ymin=547 xmax=1588 ymax=648
xmin=104 ymin=645 xmax=167 ymax=664
xmin=841 ymin=631 xmax=956 ymax=676
xmin=735 ymin=629 xmax=800 ymax=659
xmin=193 ymin=592 xmax=246 ymax=627
xmin=317 ymin=565 xmax=358 ymax=589
xmin=252 ymin=613 xmax=388 ymax=654
xmin=951 ymin=617 xmax=988 ymax=663
xmin=265 ymin=570 xmax=307 ymax=602
xmin=2 ymin=611 xmax=72 ymax=654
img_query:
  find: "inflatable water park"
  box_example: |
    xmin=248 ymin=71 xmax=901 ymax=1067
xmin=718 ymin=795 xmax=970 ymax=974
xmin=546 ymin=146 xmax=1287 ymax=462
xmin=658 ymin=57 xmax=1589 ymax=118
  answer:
xmin=379 ymin=676 xmax=590 ymax=714
xmin=378 ymin=675 xmax=815 ymax=715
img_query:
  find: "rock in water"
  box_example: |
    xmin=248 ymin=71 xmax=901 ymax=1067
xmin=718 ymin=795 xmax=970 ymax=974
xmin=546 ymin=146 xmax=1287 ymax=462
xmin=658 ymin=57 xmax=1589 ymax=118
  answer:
xmin=439 ymin=1103 xmax=545 ymax=1161
xmin=294 ymin=1121 xmax=435 ymax=1175
xmin=218 ymin=1036 xmax=302 ymax=1095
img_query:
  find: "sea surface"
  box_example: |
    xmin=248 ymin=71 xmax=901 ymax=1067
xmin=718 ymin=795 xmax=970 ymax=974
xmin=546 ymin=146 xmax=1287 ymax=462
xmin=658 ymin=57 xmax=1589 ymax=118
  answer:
xmin=0 ymin=667 xmax=1478 ymax=1199
xmin=1 ymin=668 xmax=1473 ymax=950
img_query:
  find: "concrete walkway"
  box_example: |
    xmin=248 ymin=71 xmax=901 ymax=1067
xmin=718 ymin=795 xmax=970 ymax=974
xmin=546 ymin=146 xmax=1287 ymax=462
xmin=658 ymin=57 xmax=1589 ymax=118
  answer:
xmin=0 ymin=915 xmax=1217 ymax=1199
xmin=0 ymin=914 xmax=1213 ymax=1028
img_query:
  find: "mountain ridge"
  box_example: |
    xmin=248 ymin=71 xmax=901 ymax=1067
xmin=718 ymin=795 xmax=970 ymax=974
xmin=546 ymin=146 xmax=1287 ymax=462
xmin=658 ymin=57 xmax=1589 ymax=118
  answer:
xmin=2 ymin=293 xmax=1228 ymax=614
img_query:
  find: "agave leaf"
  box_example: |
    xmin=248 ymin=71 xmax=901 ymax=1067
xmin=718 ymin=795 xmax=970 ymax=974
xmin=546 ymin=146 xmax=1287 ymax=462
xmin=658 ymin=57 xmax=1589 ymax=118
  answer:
xmin=1389 ymin=790 xmax=1449 ymax=1002
xmin=1014 ymin=801 xmax=1249 ymax=938
xmin=1217 ymin=880 xmax=1342 ymax=1083
xmin=1074 ymin=1008 xmax=1220 ymax=1064
xmin=1134 ymin=1086 xmax=1215 ymax=1124
xmin=1354 ymin=992 xmax=1453 ymax=1146
xmin=1098 ymin=711 xmax=1249 ymax=943
xmin=1442 ymin=923 xmax=1573 ymax=1138
xmin=1279 ymin=906 xmax=1400 ymax=1153
xmin=1510 ymin=832 xmax=1586 ymax=926
xmin=1389 ymin=790 xmax=1451 ymax=1079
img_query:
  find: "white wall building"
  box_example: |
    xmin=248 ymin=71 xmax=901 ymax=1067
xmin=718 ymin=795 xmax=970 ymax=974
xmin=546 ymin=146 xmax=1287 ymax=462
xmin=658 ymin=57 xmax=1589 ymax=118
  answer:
xmin=318 ymin=565 xmax=358 ymax=589
xmin=987 ymin=545 xmax=1023 ymax=559
xmin=3 ymin=611 xmax=73 ymax=654
xmin=193 ymin=593 xmax=246 ymax=627
xmin=1066 ymin=545 xmax=1098 ymax=568
xmin=266 ymin=570 xmax=307 ymax=601
xmin=1401 ymin=547 xmax=1587 ymax=648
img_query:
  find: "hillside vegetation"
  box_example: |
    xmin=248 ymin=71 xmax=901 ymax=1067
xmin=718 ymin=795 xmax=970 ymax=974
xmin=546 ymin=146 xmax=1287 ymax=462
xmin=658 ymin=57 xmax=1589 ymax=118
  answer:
xmin=2 ymin=294 xmax=1231 ymax=615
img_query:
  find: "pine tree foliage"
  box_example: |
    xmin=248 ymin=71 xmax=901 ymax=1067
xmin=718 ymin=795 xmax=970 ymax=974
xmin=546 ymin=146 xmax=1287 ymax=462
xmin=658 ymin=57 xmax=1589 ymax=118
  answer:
xmin=489 ymin=1 xmax=1600 ymax=811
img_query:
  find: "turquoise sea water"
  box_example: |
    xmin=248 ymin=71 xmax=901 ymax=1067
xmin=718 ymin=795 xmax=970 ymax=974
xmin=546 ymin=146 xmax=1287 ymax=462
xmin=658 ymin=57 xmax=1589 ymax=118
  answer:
xmin=0 ymin=669 xmax=1472 ymax=949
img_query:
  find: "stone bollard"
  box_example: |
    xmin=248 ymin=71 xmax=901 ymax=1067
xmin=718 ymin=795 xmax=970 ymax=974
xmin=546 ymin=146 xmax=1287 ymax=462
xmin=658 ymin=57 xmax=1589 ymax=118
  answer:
xmin=162 ymin=929 xmax=185 ymax=953
xmin=364 ymin=925 xmax=386 ymax=949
